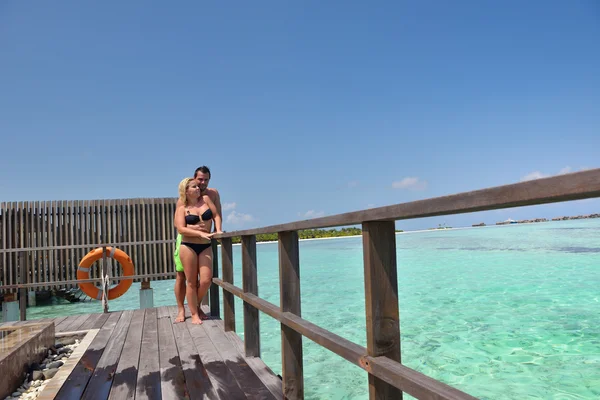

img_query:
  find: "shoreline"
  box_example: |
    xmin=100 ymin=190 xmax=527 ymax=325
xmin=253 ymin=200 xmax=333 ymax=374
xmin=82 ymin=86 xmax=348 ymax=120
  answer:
xmin=228 ymin=217 xmax=597 ymax=246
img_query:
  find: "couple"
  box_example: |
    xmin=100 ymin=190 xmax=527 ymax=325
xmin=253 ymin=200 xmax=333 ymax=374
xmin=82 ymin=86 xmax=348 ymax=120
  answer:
xmin=173 ymin=166 xmax=223 ymax=325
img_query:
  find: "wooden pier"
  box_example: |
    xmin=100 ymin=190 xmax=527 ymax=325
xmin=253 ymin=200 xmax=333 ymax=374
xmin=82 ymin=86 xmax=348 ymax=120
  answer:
xmin=2 ymin=168 xmax=600 ymax=399
xmin=0 ymin=306 xmax=283 ymax=400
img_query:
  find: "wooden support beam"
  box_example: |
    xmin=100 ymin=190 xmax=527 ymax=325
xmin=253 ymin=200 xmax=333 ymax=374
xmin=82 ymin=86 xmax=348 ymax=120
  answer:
xmin=210 ymin=240 xmax=220 ymax=318
xmin=221 ymin=237 xmax=235 ymax=332
xmin=362 ymin=221 xmax=402 ymax=400
xmin=242 ymin=234 xmax=260 ymax=357
xmin=278 ymin=231 xmax=304 ymax=399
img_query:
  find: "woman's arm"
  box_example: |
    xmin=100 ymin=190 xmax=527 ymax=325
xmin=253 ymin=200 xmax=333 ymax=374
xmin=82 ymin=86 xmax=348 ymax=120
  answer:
xmin=204 ymin=196 xmax=223 ymax=233
xmin=175 ymin=205 xmax=213 ymax=239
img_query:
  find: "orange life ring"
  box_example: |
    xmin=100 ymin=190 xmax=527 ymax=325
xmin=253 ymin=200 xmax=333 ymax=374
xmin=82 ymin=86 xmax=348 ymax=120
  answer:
xmin=77 ymin=247 xmax=134 ymax=300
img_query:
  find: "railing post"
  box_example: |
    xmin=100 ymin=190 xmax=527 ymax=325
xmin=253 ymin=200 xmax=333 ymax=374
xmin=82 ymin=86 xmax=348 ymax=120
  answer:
xmin=362 ymin=221 xmax=402 ymax=400
xmin=241 ymin=234 xmax=260 ymax=357
xmin=19 ymin=251 xmax=27 ymax=321
xmin=221 ymin=237 xmax=235 ymax=332
xmin=210 ymin=239 xmax=220 ymax=318
xmin=278 ymin=231 xmax=304 ymax=399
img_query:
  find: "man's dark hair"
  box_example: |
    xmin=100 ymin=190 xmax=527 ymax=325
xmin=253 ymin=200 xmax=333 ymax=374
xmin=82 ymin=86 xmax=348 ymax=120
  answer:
xmin=194 ymin=166 xmax=211 ymax=179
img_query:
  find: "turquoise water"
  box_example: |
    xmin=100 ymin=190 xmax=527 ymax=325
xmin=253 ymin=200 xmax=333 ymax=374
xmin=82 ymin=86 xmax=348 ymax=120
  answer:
xmin=8 ymin=219 xmax=600 ymax=399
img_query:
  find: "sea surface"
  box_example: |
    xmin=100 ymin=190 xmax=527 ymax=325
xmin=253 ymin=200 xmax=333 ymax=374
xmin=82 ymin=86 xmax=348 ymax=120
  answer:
xmin=5 ymin=219 xmax=600 ymax=399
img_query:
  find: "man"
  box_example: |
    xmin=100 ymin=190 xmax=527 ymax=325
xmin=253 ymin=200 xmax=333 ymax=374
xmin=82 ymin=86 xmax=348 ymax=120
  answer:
xmin=173 ymin=166 xmax=222 ymax=322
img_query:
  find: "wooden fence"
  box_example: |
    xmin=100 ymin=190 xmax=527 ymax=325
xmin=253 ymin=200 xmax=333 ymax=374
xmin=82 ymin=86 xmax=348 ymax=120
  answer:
xmin=0 ymin=198 xmax=179 ymax=293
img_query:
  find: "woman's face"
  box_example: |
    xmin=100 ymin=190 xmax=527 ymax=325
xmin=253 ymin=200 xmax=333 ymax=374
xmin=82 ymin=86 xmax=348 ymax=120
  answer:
xmin=186 ymin=181 xmax=201 ymax=197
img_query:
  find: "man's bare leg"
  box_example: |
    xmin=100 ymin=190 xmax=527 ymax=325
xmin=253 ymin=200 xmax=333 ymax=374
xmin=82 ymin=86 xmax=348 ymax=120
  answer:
xmin=174 ymin=271 xmax=187 ymax=323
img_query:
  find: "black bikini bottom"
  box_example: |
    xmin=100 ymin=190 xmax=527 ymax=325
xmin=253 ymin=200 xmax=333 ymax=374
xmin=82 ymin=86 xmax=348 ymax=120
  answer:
xmin=181 ymin=242 xmax=211 ymax=256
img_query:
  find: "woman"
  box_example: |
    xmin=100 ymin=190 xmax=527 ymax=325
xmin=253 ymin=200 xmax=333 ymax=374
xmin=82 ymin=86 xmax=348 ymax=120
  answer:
xmin=174 ymin=177 xmax=223 ymax=324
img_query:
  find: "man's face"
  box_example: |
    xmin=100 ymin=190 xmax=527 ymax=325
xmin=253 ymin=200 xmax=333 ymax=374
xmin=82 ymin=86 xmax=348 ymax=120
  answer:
xmin=195 ymin=172 xmax=210 ymax=193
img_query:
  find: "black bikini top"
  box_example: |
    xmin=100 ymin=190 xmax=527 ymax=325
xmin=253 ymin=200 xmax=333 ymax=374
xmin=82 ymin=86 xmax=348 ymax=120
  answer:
xmin=185 ymin=208 xmax=213 ymax=224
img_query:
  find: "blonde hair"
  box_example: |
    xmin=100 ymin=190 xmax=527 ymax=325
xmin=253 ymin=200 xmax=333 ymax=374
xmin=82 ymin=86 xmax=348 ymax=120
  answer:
xmin=178 ymin=177 xmax=195 ymax=206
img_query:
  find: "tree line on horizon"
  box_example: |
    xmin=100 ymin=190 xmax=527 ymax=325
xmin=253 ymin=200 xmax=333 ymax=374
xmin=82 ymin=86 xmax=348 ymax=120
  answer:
xmin=229 ymin=227 xmax=404 ymax=244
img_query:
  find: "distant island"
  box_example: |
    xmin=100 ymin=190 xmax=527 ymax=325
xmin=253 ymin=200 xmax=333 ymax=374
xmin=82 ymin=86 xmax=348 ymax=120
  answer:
xmin=228 ymin=213 xmax=599 ymax=244
xmin=472 ymin=213 xmax=600 ymax=227
xmin=230 ymin=227 xmax=404 ymax=244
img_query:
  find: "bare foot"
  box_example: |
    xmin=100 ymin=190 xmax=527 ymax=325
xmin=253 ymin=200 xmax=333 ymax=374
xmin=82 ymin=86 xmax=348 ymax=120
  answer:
xmin=191 ymin=315 xmax=203 ymax=325
xmin=197 ymin=308 xmax=209 ymax=320
xmin=174 ymin=310 xmax=185 ymax=323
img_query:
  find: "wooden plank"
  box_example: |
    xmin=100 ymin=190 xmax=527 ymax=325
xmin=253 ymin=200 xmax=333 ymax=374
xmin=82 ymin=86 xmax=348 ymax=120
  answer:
xmin=170 ymin=306 xmax=218 ymax=399
xmin=362 ymin=220 xmax=402 ymax=399
xmin=56 ymin=311 xmax=122 ymax=399
xmin=1 ymin=202 xmax=6 ymax=293
xmin=85 ymin=200 xmax=91 ymax=249
xmin=61 ymin=200 xmax=67 ymax=283
xmin=76 ymin=313 xmax=104 ymax=331
xmin=34 ymin=201 xmax=40 ymax=287
xmin=215 ymin=168 xmax=600 ymax=238
xmin=108 ymin=308 xmax=145 ymax=400
xmin=278 ymin=230 xmax=304 ymax=399
xmin=55 ymin=315 xmax=83 ymax=332
xmin=221 ymin=238 xmax=235 ymax=332
xmin=39 ymin=201 xmax=46 ymax=290
xmin=140 ymin=200 xmax=148 ymax=279
xmin=50 ymin=315 xmax=69 ymax=327
xmin=24 ymin=202 xmax=31 ymax=289
xmin=82 ymin=309 xmax=134 ymax=400
xmin=8 ymin=202 xmax=15 ymax=292
xmin=242 ymin=235 xmax=260 ymax=357
xmin=131 ymin=200 xmax=138 ymax=275
xmin=150 ymin=200 xmax=158 ymax=280
xmin=160 ymin=198 xmax=167 ymax=278
xmin=62 ymin=313 xmax=93 ymax=332
xmin=52 ymin=200 xmax=58 ymax=285
xmin=185 ymin=317 xmax=249 ymax=399
xmin=135 ymin=307 xmax=161 ymax=400
xmin=203 ymin=318 xmax=277 ymax=399
xmin=156 ymin=306 xmax=188 ymax=399
xmin=217 ymin=322 xmax=284 ymax=400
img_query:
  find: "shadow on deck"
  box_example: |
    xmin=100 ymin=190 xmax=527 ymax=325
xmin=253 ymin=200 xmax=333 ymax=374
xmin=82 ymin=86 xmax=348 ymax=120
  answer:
xmin=1 ymin=306 xmax=283 ymax=400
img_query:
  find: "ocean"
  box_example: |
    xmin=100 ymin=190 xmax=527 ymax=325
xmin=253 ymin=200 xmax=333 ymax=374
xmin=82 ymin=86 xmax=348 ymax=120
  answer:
xmin=6 ymin=218 xmax=600 ymax=399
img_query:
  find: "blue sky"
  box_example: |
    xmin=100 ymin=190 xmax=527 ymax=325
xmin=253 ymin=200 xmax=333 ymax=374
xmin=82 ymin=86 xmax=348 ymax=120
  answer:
xmin=1 ymin=1 xmax=598 ymax=231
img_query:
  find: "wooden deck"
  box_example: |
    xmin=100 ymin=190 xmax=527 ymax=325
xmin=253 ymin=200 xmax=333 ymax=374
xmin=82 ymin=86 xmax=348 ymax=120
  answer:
xmin=1 ymin=306 xmax=283 ymax=400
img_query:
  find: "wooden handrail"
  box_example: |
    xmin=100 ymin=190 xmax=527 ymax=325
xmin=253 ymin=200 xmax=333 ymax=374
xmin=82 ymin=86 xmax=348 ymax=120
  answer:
xmin=0 ymin=238 xmax=176 ymax=254
xmin=213 ymin=168 xmax=600 ymax=238
xmin=0 ymin=272 xmax=176 ymax=290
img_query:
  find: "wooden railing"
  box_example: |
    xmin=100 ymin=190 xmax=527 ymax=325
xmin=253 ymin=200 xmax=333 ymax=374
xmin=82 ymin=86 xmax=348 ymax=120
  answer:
xmin=208 ymin=168 xmax=600 ymax=400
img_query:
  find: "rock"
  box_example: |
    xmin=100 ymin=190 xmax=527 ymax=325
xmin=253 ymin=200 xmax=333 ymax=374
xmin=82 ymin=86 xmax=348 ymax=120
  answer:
xmin=23 ymin=382 xmax=30 ymax=390
xmin=31 ymin=380 xmax=41 ymax=388
xmin=54 ymin=342 xmax=64 ymax=349
xmin=28 ymin=362 xmax=41 ymax=373
xmin=57 ymin=347 xmax=70 ymax=355
xmin=47 ymin=361 xmax=63 ymax=369
xmin=43 ymin=368 xmax=58 ymax=380
xmin=32 ymin=371 xmax=44 ymax=381
xmin=17 ymin=388 xmax=25 ymax=394
xmin=11 ymin=393 xmax=20 ymax=398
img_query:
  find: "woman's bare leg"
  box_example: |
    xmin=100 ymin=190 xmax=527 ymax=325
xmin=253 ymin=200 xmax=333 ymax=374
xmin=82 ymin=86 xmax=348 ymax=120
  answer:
xmin=179 ymin=244 xmax=202 ymax=324
xmin=197 ymin=247 xmax=213 ymax=320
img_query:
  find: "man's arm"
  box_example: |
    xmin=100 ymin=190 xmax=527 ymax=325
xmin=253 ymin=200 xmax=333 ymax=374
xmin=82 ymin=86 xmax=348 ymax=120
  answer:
xmin=210 ymin=189 xmax=222 ymax=232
